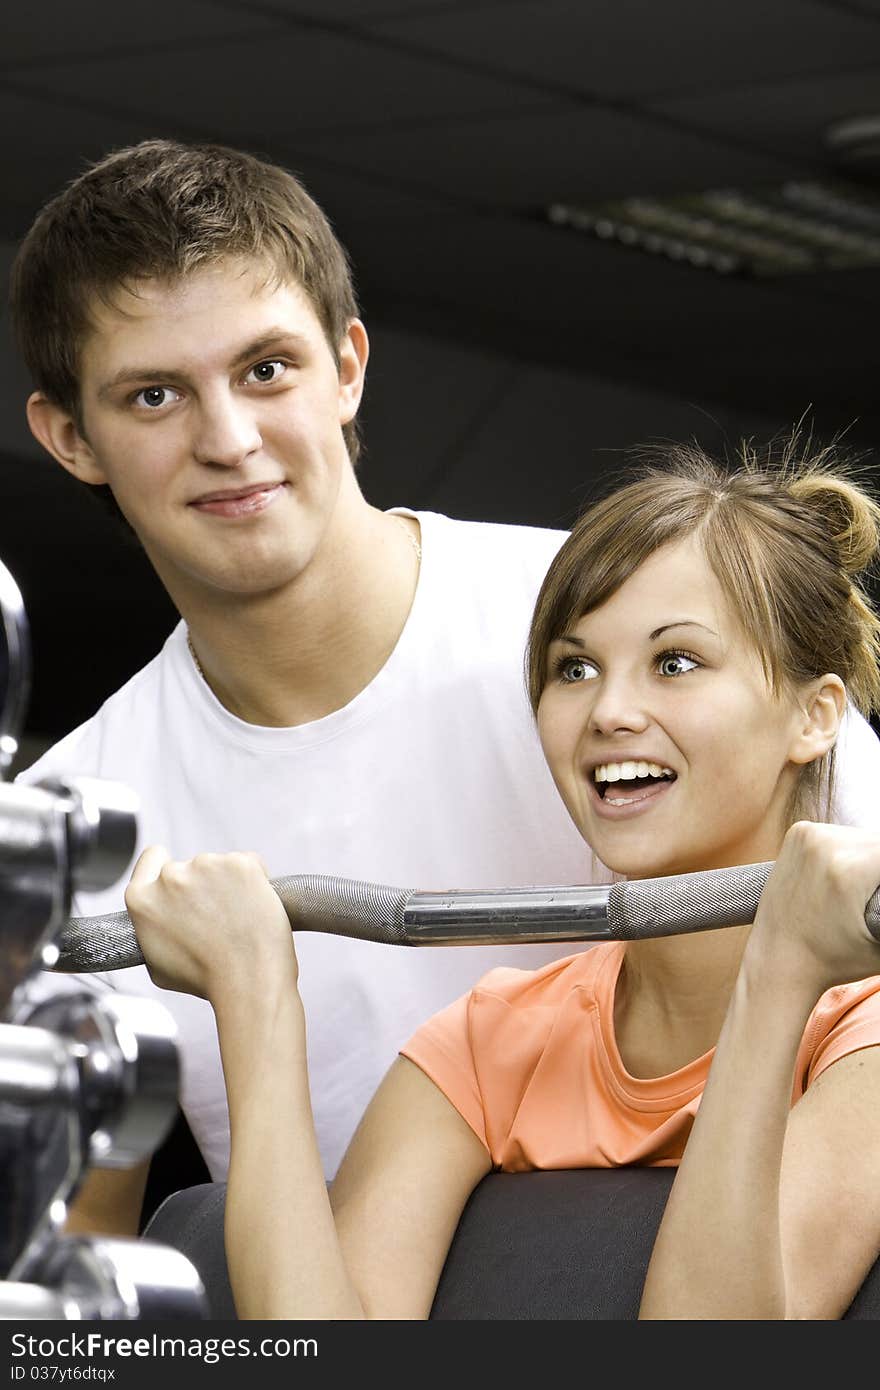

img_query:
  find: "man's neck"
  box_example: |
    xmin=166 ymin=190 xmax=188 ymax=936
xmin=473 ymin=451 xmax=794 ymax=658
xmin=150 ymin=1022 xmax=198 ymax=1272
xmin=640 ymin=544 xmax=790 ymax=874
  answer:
xmin=176 ymin=504 xmax=421 ymax=728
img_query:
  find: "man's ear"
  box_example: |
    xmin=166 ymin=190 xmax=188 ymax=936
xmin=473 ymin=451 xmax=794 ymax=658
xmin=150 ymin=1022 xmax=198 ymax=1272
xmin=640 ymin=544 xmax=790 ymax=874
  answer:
xmin=337 ymin=318 xmax=369 ymax=427
xmin=789 ymin=674 xmax=847 ymax=766
xmin=25 ymin=392 xmax=108 ymax=485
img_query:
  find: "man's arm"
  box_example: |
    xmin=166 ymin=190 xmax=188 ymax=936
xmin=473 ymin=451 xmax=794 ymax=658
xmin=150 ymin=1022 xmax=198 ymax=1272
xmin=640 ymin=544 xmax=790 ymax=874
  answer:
xmin=63 ymin=1161 xmax=150 ymax=1239
xmin=832 ymin=706 xmax=880 ymax=828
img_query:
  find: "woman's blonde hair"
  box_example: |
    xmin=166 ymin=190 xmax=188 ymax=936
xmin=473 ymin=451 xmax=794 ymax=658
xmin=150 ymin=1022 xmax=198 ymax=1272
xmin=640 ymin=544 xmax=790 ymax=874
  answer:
xmin=527 ymin=432 xmax=880 ymax=821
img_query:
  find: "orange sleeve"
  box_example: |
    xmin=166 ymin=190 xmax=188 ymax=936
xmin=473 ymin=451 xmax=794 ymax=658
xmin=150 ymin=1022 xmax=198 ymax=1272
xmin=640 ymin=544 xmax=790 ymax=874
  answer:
xmin=401 ymin=991 xmax=490 ymax=1150
xmin=804 ymin=978 xmax=880 ymax=1088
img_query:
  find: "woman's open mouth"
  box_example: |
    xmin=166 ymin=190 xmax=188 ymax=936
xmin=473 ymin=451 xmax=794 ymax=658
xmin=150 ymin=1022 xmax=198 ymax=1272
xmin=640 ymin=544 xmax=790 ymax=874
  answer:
xmin=590 ymin=760 xmax=677 ymax=816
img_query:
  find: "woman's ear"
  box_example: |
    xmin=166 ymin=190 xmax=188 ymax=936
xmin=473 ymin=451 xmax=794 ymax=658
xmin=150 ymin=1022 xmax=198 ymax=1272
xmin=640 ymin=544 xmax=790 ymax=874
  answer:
xmin=789 ymin=674 xmax=847 ymax=766
xmin=26 ymin=393 xmax=109 ymax=485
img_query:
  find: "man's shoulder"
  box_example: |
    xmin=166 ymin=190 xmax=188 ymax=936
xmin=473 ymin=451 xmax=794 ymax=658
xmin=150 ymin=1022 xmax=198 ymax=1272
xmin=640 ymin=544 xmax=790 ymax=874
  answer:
xmin=418 ymin=510 xmax=569 ymax=573
xmin=422 ymin=510 xmax=568 ymax=548
xmin=16 ymin=626 xmax=183 ymax=785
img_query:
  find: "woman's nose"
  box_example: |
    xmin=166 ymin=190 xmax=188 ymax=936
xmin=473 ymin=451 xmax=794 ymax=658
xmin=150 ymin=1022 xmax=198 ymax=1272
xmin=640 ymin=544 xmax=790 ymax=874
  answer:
xmin=588 ymin=674 xmax=651 ymax=736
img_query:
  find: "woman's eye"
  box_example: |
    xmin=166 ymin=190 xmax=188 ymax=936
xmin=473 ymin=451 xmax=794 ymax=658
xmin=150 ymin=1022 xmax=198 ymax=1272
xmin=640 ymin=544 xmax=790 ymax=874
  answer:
xmin=245 ymin=359 xmax=287 ymax=385
xmin=558 ymin=656 xmax=598 ymax=683
xmin=657 ymin=651 xmax=699 ymax=678
xmin=134 ymin=386 xmax=180 ymax=410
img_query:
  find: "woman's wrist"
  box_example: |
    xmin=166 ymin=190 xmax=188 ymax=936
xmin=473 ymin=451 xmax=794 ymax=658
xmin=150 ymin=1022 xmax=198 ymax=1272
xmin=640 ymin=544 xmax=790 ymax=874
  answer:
xmin=214 ymin=960 xmax=309 ymax=1105
xmin=736 ymin=931 xmax=825 ymax=1030
xmin=208 ymin=940 xmax=303 ymax=1028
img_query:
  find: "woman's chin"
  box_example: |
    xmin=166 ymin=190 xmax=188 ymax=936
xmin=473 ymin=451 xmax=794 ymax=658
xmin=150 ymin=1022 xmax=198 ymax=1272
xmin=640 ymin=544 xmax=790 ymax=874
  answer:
xmin=591 ymin=841 xmax=703 ymax=883
xmin=604 ymin=856 xmax=679 ymax=881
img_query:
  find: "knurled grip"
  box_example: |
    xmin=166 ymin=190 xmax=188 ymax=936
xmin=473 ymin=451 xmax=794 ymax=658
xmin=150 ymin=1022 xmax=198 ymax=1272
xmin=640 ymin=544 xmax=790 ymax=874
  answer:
xmin=271 ymin=874 xmax=410 ymax=944
xmin=54 ymin=875 xmax=411 ymax=972
xmin=608 ymin=861 xmax=880 ymax=941
xmin=55 ymin=908 xmax=143 ymax=972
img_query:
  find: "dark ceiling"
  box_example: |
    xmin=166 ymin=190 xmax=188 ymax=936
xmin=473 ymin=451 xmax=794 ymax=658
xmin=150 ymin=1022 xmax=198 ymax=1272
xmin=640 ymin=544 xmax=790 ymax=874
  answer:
xmin=2 ymin=0 xmax=880 ymax=747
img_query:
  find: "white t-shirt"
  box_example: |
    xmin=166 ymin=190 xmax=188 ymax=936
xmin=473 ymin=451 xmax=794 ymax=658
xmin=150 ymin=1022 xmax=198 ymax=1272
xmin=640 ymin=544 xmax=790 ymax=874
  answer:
xmin=18 ymin=511 xmax=595 ymax=1179
xmin=18 ymin=509 xmax=880 ymax=1179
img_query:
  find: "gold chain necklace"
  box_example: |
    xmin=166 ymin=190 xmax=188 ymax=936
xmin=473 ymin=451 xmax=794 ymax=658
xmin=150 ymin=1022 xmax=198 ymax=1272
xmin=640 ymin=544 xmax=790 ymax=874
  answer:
xmin=394 ymin=514 xmax=422 ymax=562
xmin=187 ymin=516 xmax=421 ymax=683
xmin=187 ymin=630 xmax=206 ymax=681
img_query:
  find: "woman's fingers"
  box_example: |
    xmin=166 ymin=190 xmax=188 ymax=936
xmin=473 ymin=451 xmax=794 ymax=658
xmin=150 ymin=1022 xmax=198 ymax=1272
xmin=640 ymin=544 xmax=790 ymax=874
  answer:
xmin=754 ymin=822 xmax=880 ymax=990
xmin=121 ymin=847 xmax=298 ymax=1001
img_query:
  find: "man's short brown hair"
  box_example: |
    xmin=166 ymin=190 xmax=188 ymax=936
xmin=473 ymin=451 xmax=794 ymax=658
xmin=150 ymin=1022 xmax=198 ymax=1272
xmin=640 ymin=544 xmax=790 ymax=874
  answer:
xmin=9 ymin=139 xmax=363 ymax=481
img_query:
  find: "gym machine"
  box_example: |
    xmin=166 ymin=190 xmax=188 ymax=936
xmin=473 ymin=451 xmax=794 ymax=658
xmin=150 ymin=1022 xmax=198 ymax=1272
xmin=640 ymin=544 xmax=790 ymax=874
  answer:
xmin=0 ymin=555 xmax=206 ymax=1320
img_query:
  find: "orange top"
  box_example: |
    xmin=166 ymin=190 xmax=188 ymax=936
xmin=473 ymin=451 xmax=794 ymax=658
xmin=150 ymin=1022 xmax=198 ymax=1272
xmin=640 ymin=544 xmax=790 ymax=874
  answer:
xmin=400 ymin=943 xmax=880 ymax=1170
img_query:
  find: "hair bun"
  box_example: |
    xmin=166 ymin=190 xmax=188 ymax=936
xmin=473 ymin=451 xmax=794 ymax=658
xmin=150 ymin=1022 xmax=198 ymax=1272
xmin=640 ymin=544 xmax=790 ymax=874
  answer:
xmin=788 ymin=471 xmax=880 ymax=576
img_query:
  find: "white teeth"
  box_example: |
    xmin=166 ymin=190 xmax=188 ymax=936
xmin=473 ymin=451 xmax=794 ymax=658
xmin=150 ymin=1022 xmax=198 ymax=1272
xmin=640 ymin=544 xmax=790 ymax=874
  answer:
xmin=593 ymin=760 xmax=674 ymax=784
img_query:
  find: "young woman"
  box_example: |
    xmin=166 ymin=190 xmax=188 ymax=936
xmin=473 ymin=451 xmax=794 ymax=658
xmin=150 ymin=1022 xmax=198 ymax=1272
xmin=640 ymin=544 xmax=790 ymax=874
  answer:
xmin=126 ymin=439 xmax=880 ymax=1320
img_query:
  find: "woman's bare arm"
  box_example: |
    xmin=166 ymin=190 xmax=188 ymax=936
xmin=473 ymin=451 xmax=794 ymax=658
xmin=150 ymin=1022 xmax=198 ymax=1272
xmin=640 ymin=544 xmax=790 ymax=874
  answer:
xmin=125 ymin=847 xmax=491 ymax=1320
xmin=218 ymin=980 xmax=490 ymax=1320
xmin=640 ymin=821 xmax=880 ymax=1320
xmin=330 ymin=1057 xmax=492 ymax=1320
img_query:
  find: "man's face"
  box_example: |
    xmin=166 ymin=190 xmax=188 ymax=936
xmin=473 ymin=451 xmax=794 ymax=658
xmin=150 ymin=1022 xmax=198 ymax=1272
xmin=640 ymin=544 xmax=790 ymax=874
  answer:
xmin=72 ymin=258 xmax=366 ymax=604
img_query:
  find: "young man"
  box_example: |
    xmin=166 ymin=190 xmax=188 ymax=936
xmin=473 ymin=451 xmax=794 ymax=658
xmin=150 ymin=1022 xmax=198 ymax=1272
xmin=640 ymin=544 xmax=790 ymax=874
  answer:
xmin=10 ymin=139 xmax=880 ymax=1240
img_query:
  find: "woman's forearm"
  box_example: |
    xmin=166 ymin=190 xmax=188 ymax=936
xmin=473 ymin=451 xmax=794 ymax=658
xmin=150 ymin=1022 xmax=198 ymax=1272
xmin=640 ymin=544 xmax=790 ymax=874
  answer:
xmin=639 ymin=958 xmax=814 ymax=1320
xmin=212 ymin=972 xmax=366 ymax=1320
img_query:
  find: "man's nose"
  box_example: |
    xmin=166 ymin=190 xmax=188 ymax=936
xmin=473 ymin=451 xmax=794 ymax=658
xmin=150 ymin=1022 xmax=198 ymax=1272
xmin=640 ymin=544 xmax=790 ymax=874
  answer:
xmin=190 ymin=391 xmax=262 ymax=468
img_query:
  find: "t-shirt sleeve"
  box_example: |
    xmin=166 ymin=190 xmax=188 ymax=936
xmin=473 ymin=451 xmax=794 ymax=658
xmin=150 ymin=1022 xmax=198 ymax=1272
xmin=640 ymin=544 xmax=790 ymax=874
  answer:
xmin=803 ymin=978 xmax=880 ymax=1088
xmin=832 ymin=706 xmax=880 ymax=830
xmin=400 ymin=991 xmax=489 ymax=1150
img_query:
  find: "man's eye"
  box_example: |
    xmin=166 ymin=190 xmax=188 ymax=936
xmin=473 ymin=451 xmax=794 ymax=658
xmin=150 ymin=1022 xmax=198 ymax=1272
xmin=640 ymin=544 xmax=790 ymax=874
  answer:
xmin=245 ymin=359 xmax=287 ymax=385
xmin=135 ymin=386 xmax=179 ymax=410
xmin=657 ymin=651 xmax=699 ymax=678
xmin=556 ymin=656 xmax=598 ymax=683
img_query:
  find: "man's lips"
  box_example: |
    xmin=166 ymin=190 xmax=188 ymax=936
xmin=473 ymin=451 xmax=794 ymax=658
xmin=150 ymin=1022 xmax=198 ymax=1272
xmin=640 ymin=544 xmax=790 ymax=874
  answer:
xmin=190 ymin=482 xmax=287 ymax=517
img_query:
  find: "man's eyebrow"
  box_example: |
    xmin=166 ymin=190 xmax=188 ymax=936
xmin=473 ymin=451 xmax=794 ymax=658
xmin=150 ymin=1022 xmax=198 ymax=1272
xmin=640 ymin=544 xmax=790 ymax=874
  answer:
xmin=96 ymin=330 xmax=310 ymax=398
xmin=227 ymin=330 xmax=310 ymax=369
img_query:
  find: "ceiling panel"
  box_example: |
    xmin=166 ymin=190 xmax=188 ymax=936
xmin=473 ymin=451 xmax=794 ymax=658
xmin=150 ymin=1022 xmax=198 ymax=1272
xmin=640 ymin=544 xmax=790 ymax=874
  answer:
xmin=1 ymin=2 xmax=282 ymax=67
xmin=3 ymin=30 xmax=552 ymax=137
xmin=652 ymin=66 xmax=880 ymax=162
xmin=309 ymin=188 xmax=872 ymax=378
xmin=294 ymin=103 xmax=808 ymax=208
xmin=366 ymin=0 xmax=880 ymax=100
xmin=204 ymin=0 xmax=508 ymax=19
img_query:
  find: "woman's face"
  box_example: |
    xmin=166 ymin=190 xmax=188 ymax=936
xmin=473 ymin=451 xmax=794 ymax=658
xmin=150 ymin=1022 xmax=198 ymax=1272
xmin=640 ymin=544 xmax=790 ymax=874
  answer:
xmin=536 ymin=535 xmax=810 ymax=880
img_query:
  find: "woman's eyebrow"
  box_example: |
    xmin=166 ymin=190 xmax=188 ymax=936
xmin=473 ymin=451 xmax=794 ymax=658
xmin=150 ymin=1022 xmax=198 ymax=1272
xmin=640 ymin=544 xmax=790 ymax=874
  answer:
xmin=553 ymin=622 xmax=718 ymax=646
xmin=649 ymin=620 xmax=719 ymax=641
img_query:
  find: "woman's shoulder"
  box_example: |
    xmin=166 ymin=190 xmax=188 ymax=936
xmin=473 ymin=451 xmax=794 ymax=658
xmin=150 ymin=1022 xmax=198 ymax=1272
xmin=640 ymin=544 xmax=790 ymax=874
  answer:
xmin=811 ymin=975 xmax=880 ymax=1040
xmin=468 ymin=943 xmax=623 ymax=1011
xmin=798 ymin=975 xmax=880 ymax=1093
